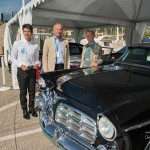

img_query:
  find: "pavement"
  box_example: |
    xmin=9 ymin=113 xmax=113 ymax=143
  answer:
xmin=0 ymin=67 xmax=59 ymax=150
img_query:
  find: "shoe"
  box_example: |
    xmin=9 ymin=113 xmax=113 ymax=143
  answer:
xmin=23 ymin=110 xmax=30 ymax=119
xmin=29 ymin=109 xmax=38 ymax=117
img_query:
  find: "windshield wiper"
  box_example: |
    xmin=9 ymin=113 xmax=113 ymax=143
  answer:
xmin=115 ymin=61 xmax=150 ymax=70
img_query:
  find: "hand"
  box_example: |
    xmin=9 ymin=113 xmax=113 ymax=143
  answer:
xmin=93 ymin=63 xmax=97 ymax=67
xmin=33 ymin=64 xmax=40 ymax=69
xmin=21 ymin=65 xmax=27 ymax=71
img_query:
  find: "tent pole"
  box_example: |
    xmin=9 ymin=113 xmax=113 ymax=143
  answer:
xmin=0 ymin=57 xmax=11 ymax=91
xmin=22 ymin=0 xmax=25 ymax=7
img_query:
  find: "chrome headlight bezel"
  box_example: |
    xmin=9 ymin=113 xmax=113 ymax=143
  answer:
xmin=97 ymin=114 xmax=117 ymax=141
xmin=38 ymin=77 xmax=46 ymax=88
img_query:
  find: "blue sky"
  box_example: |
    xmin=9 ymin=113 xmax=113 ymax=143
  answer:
xmin=0 ymin=0 xmax=30 ymax=18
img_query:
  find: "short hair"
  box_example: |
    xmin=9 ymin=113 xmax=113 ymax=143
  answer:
xmin=86 ymin=30 xmax=95 ymax=35
xmin=53 ymin=23 xmax=63 ymax=30
xmin=22 ymin=24 xmax=33 ymax=33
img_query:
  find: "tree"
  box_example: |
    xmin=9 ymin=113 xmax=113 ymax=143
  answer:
xmin=144 ymin=29 xmax=150 ymax=38
xmin=46 ymin=27 xmax=53 ymax=33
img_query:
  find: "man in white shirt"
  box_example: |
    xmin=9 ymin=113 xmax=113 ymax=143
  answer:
xmin=11 ymin=24 xmax=40 ymax=119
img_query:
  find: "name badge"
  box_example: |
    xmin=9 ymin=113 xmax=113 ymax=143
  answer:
xmin=21 ymin=48 xmax=25 ymax=55
xmin=85 ymin=58 xmax=90 ymax=61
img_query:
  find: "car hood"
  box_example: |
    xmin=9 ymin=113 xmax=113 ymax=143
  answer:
xmin=41 ymin=65 xmax=150 ymax=126
xmin=59 ymin=66 xmax=130 ymax=111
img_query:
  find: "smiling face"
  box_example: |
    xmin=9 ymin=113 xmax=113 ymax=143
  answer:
xmin=53 ymin=24 xmax=63 ymax=39
xmin=86 ymin=31 xmax=95 ymax=44
xmin=23 ymin=28 xmax=32 ymax=41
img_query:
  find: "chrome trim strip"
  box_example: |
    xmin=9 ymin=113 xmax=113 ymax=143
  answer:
xmin=57 ymin=134 xmax=87 ymax=150
xmin=144 ymin=141 xmax=150 ymax=150
xmin=125 ymin=120 xmax=150 ymax=132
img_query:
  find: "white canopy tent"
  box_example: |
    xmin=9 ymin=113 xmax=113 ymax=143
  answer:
xmin=4 ymin=0 xmax=150 ymax=88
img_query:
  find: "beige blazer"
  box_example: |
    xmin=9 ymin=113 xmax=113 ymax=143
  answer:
xmin=42 ymin=36 xmax=70 ymax=72
xmin=80 ymin=42 xmax=103 ymax=67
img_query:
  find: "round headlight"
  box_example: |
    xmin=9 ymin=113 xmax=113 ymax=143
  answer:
xmin=38 ymin=77 xmax=46 ymax=88
xmin=98 ymin=116 xmax=116 ymax=141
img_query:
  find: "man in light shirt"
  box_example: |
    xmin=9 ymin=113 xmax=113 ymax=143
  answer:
xmin=11 ymin=24 xmax=40 ymax=119
xmin=42 ymin=23 xmax=70 ymax=72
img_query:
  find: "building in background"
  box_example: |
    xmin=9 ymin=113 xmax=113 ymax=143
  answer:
xmin=1 ymin=13 xmax=12 ymax=22
xmin=12 ymin=11 xmax=18 ymax=17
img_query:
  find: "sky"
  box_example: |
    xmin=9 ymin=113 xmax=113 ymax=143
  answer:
xmin=0 ymin=0 xmax=30 ymax=18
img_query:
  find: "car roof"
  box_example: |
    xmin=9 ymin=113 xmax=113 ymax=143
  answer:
xmin=129 ymin=42 xmax=150 ymax=48
xmin=69 ymin=42 xmax=83 ymax=47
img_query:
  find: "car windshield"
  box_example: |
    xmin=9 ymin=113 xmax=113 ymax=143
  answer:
xmin=117 ymin=47 xmax=150 ymax=66
xmin=70 ymin=46 xmax=80 ymax=55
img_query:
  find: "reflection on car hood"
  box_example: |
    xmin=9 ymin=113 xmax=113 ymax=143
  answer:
xmin=58 ymin=66 xmax=130 ymax=110
xmin=57 ymin=65 xmax=149 ymax=108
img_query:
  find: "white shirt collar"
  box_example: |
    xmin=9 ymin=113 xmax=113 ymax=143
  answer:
xmin=87 ymin=41 xmax=95 ymax=45
xmin=23 ymin=38 xmax=32 ymax=44
xmin=54 ymin=35 xmax=63 ymax=42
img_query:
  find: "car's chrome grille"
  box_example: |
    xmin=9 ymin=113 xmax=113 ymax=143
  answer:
xmin=55 ymin=103 xmax=97 ymax=144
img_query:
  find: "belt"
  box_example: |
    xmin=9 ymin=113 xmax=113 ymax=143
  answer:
xmin=27 ymin=66 xmax=34 ymax=70
xmin=55 ymin=64 xmax=64 ymax=67
xmin=55 ymin=64 xmax=64 ymax=70
xmin=18 ymin=66 xmax=34 ymax=71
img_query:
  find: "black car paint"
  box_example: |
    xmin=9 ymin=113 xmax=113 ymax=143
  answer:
xmin=40 ymin=43 xmax=150 ymax=149
xmin=41 ymin=64 xmax=150 ymax=132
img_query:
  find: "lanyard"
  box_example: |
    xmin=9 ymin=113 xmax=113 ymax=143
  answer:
xmin=54 ymin=36 xmax=63 ymax=51
xmin=54 ymin=36 xmax=64 ymax=63
xmin=86 ymin=43 xmax=95 ymax=56
xmin=54 ymin=36 xmax=59 ymax=52
xmin=83 ymin=43 xmax=95 ymax=66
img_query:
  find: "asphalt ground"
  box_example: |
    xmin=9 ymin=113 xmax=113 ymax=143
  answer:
xmin=0 ymin=67 xmax=59 ymax=150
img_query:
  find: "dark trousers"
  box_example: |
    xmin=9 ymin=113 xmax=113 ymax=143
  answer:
xmin=17 ymin=68 xmax=36 ymax=111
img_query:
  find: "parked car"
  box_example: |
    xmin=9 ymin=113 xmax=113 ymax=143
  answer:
xmin=111 ymin=47 xmax=125 ymax=59
xmin=102 ymin=47 xmax=125 ymax=65
xmin=36 ymin=42 xmax=150 ymax=150
xmin=69 ymin=42 xmax=83 ymax=68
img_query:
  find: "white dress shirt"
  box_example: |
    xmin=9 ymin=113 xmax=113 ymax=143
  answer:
xmin=11 ymin=39 xmax=40 ymax=68
xmin=55 ymin=37 xmax=64 ymax=64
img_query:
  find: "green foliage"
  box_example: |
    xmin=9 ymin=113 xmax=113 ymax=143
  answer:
xmin=46 ymin=27 xmax=53 ymax=33
xmin=144 ymin=29 xmax=150 ymax=38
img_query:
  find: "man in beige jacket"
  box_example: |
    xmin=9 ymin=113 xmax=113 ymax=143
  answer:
xmin=80 ymin=30 xmax=103 ymax=68
xmin=42 ymin=23 xmax=70 ymax=72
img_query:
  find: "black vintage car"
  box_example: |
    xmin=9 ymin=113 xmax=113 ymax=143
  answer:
xmin=35 ymin=43 xmax=150 ymax=150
